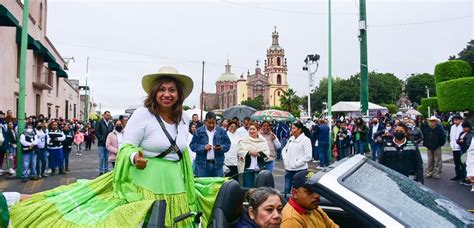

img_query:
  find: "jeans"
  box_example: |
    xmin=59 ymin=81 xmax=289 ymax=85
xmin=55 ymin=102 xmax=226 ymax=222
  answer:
xmin=48 ymin=148 xmax=64 ymax=171
xmin=264 ymin=160 xmax=275 ymax=172
xmin=36 ymin=148 xmax=47 ymax=175
xmin=277 ymin=139 xmax=288 ymax=160
xmin=7 ymin=146 xmax=16 ymax=169
xmin=196 ymin=161 xmax=223 ymax=177
xmin=355 ymin=140 xmax=366 ymax=155
xmin=243 ymin=169 xmax=258 ymax=188
xmin=98 ymin=146 xmax=109 ymax=173
xmin=318 ymin=142 xmax=329 ymax=167
xmin=63 ymin=147 xmax=72 ymax=169
xmin=338 ymin=148 xmax=349 ymax=160
xmin=453 ymin=150 xmax=466 ymax=178
xmin=76 ymin=143 xmax=84 ymax=152
xmin=285 ymin=170 xmax=305 ymax=194
xmin=370 ymin=142 xmax=382 ymax=161
xmin=22 ymin=151 xmax=37 ymax=178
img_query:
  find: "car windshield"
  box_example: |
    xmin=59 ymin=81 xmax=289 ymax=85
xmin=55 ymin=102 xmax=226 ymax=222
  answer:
xmin=340 ymin=160 xmax=474 ymax=227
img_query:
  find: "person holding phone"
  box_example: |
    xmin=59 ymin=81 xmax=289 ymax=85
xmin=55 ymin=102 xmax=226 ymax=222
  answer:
xmin=190 ymin=111 xmax=231 ymax=177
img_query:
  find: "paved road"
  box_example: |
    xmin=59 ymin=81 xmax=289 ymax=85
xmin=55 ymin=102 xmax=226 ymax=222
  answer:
xmin=1 ymin=146 xmax=472 ymax=210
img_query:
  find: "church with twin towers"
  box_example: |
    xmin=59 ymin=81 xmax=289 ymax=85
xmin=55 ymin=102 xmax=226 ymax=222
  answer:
xmin=202 ymin=28 xmax=289 ymax=111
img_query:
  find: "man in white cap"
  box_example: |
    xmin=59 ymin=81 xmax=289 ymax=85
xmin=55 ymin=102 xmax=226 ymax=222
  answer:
xmin=422 ymin=116 xmax=446 ymax=179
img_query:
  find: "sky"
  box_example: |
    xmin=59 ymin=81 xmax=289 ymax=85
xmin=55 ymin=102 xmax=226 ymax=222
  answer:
xmin=46 ymin=0 xmax=473 ymax=115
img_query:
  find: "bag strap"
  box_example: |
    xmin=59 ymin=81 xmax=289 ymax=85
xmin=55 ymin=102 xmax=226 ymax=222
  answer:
xmin=154 ymin=115 xmax=183 ymax=160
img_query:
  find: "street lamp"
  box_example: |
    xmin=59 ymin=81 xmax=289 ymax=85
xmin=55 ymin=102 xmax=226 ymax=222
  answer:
xmin=303 ymin=54 xmax=320 ymax=118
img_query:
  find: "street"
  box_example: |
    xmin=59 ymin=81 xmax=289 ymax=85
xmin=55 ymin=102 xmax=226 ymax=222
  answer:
xmin=1 ymin=145 xmax=472 ymax=210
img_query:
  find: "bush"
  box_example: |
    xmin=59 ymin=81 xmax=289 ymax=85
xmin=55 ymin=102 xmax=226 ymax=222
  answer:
xmin=417 ymin=105 xmax=427 ymax=117
xmin=380 ymin=103 xmax=397 ymax=114
xmin=434 ymin=60 xmax=472 ymax=84
xmin=437 ymin=78 xmax=474 ymax=112
xmin=420 ymin=97 xmax=438 ymax=109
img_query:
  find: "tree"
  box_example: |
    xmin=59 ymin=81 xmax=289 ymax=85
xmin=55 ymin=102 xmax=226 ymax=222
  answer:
xmin=405 ymin=73 xmax=436 ymax=104
xmin=452 ymin=40 xmax=474 ymax=75
xmin=241 ymin=95 xmax=264 ymax=110
xmin=280 ymin=88 xmax=300 ymax=113
xmin=183 ymin=105 xmax=191 ymax=111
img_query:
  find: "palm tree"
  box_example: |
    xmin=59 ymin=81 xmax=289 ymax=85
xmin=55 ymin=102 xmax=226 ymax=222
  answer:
xmin=280 ymin=88 xmax=299 ymax=113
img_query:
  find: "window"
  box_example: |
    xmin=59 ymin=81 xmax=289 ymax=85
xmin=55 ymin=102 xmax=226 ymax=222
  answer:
xmin=277 ymin=57 xmax=281 ymax=66
xmin=278 ymin=91 xmax=281 ymax=96
xmin=16 ymin=46 xmax=20 ymax=78
xmin=73 ymin=104 xmax=77 ymax=118
xmin=56 ymin=77 xmax=60 ymax=97
xmin=39 ymin=3 xmax=43 ymax=28
xmin=277 ymin=74 xmax=282 ymax=85
xmin=221 ymin=85 xmax=224 ymax=92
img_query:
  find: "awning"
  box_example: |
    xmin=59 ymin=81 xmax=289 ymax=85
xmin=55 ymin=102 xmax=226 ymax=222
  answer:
xmin=0 ymin=4 xmax=19 ymax=27
xmin=37 ymin=42 xmax=56 ymax=63
xmin=15 ymin=28 xmax=41 ymax=51
xmin=56 ymin=69 xmax=68 ymax=78
xmin=48 ymin=61 xmax=61 ymax=71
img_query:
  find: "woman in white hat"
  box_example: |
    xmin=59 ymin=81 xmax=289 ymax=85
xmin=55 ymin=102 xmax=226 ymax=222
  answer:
xmin=10 ymin=67 xmax=221 ymax=227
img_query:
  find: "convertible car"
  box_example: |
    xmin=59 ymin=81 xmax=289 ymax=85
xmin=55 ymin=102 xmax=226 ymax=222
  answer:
xmin=209 ymin=155 xmax=474 ymax=228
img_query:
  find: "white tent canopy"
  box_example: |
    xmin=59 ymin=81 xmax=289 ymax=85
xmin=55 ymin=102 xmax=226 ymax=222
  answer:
xmin=184 ymin=108 xmax=208 ymax=120
xmin=325 ymin=101 xmax=388 ymax=113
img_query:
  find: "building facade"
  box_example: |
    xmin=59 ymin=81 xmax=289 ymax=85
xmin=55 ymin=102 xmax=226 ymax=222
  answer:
xmin=203 ymin=28 xmax=289 ymax=110
xmin=0 ymin=0 xmax=81 ymax=119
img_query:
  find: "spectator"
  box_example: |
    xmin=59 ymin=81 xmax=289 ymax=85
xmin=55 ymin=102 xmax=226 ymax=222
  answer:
xmin=190 ymin=112 xmax=230 ymax=177
xmin=352 ymin=118 xmax=369 ymax=155
xmin=260 ymin=121 xmax=281 ymax=172
xmin=35 ymin=122 xmax=48 ymax=178
xmin=62 ymin=124 xmax=74 ymax=172
xmin=456 ymin=121 xmax=472 ymax=183
xmin=369 ymin=117 xmax=385 ymax=161
xmin=282 ymin=122 xmax=313 ymax=194
xmin=95 ymin=111 xmax=114 ymax=175
xmin=464 ymin=126 xmax=474 ymax=188
xmin=106 ymin=120 xmax=124 ymax=169
xmin=46 ymin=121 xmax=66 ymax=175
xmin=4 ymin=110 xmax=16 ymax=124
xmin=379 ymin=123 xmax=424 ymax=184
xmin=450 ymin=116 xmax=464 ymax=181
xmin=19 ymin=124 xmax=39 ymax=182
xmin=2 ymin=122 xmax=17 ymax=175
xmin=236 ymin=117 xmax=251 ymax=138
xmin=315 ymin=119 xmax=330 ymax=169
xmin=237 ymin=122 xmax=270 ymax=188
xmin=224 ymin=120 xmax=240 ymax=181
xmin=423 ymin=116 xmax=446 ymax=179
xmin=84 ymin=124 xmax=95 ymax=151
xmin=281 ymin=170 xmax=338 ymax=228
xmin=187 ymin=123 xmax=198 ymax=173
xmin=189 ymin=114 xmax=203 ymax=133
xmin=220 ymin=118 xmax=229 ymax=130
xmin=74 ymin=129 xmax=84 ymax=156
xmin=235 ymin=187 xmax=283 ymax=228
xmin=275 ymin=122 xmax=290 ymax=160
xmin=407 ymin=119 xmax=423 ymax=145
xmin=335 ymin=122 xmax=351 ymax=160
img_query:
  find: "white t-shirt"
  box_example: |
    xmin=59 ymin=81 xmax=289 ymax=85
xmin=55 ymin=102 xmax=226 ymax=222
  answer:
xmin=206 ymin=128 xmax=216 ymax=160
xmin=225 ymin=131 xmax=240 ymax=166
xmin=124 ymin=107 xmax=189 ymax=161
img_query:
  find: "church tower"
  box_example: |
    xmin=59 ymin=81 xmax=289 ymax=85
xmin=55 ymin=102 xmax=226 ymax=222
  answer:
xmin=265 ymin=27 xmax=288 ymax=107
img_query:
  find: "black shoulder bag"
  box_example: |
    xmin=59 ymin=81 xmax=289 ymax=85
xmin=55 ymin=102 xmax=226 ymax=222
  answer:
xmin=154 ymin=116 xmax=183 ymax=160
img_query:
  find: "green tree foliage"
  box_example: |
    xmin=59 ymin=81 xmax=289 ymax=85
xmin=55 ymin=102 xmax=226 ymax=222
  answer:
xmin=380 ymin=104 xmax=397 ymax=114
xmin=270 ymin=106 xmax=283 ymax=110
xmin=434 ymin=60 xmax=472 ymax=84
xmin=280 ymin=88 xmax=300 ymax=113
xmin=452 ymin=40 xmax=474 ymax=75
xmin=241 ymin=95 xmax=264 ymax=110
xmin=310 ymin=71 xmax=402 ymax=113
xmin=437 ymin=78 xmax=474 ymax=112
xmin=405 ymin=73 xmax=436 ymax=105
xmin=183 ymin=105 xmax=191 ymax=111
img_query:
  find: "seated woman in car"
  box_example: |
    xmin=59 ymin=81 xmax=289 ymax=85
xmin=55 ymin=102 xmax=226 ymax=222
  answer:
xmin=236 ymin=187 xmax=284 ymax=228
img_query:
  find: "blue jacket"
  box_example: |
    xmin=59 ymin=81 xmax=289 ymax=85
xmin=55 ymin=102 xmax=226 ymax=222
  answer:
xmin=276 ymin=122 xmax=290 ymax=141
xmin=316 ymin=124 xmax=330 ymax=144
xmin=190 ymin=126 xmax=231 ymax=168
xmin=368 ymin=124 xmax=385 ymax=143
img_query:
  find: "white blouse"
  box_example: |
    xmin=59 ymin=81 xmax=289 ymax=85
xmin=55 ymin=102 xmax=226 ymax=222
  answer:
xmin=123 ymin=106 xmax=189 ymax=161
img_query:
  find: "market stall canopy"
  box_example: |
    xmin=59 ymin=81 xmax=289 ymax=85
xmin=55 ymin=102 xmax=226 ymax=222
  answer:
xmin=325 ymin=101 xmax=388 ymax=113
xmin=251 ymin=109 xmax=296 ymax=122
xmin=184 ymin=108 xmax=208 ymax=120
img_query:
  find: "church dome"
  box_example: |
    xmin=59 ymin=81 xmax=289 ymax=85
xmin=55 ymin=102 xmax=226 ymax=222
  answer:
xmin=217 ymin=73 xmax=237 ymax=81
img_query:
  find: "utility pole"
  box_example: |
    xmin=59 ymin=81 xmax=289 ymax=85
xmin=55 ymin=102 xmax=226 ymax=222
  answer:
xmin=359 ymin=0 xmax=369 ymax=118
xmin=16 ymin=0 xmax=30 ymax=178
xmin=200 ymin=61 xmax=205 ymax=122
xmin=303 ymin=55 xmax=319 ymax=119
xmin=328 ymin=0 xmax=333 ymax=162
xmin=84 ymin=56 xmax=89 ymax=123
xmin=425 ymin=86 xmax=430 ymax=117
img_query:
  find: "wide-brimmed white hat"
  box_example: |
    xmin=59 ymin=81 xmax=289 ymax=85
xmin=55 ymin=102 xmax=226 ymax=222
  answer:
xmin=428 ymin=116 xmax=439 ymax=121
xmin=141 ymin=66 xmax=194 ymax=99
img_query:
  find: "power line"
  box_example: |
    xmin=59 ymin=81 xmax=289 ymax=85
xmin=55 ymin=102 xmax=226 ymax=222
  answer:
xmin=370 ymin=15 xmax=473 ymax=27
xmin=223 ymin=1 xmax=357 ymax=16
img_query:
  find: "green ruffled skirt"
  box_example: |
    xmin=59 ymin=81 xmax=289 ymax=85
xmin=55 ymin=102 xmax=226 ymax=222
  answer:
xmin=10 ymin=144 xmax=225 ymax=227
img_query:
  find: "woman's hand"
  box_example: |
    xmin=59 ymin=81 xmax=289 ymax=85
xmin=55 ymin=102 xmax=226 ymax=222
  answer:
xmin=134 ymin=150 xmax=147 ymax=170
xmin=250 ymin=150 xmax=258 ymax=156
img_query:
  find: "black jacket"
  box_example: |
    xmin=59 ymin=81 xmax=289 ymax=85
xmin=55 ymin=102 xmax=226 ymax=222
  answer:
xmin=62 ymin=130 xmax=74 ymax=149
xmin=422 ymin=125 xmax=446 ymax=150
xmin=95 ymin=119 xmax=114 ymax=146
xmin=380 ymin=139 xmax=424 ymax=184
xmin=457 ymin=131 xmax=473 ymax=154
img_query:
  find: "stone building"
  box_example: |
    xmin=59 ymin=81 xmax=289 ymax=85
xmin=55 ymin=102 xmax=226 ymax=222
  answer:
xmin=203 ymin=28 xmax=289 ymax=110
xmin=0 ymin=1 xmax=81 ymax=119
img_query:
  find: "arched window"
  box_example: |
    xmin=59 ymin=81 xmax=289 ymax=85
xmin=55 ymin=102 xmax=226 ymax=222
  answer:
xmin=39 ymin=3 xmax=43 ymax=28
xmin=221 ymin=85 xmax=224 ymax=93
xmin=277 ymin=91 xmax=281 ymax=96
xmin=277 ymin=74 xmax=282 ymax=85
xmin=277 ymin=57 xmax=281 ymax=66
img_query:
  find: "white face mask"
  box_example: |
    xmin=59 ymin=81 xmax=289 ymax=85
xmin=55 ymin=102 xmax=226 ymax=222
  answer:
xmin=386 ymin=127 xmax=392 ymax=130
xmin=26 ymin=128 xmax=33 ymax=133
